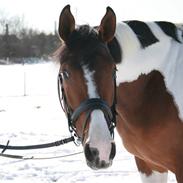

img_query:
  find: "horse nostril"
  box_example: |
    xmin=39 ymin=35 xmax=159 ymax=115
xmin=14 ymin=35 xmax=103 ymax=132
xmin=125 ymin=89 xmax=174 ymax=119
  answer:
xmin=84 ymin=143 xmax=93 ymax=162
xmin=100 ymin=160 xmax=106 ymax=168
xmin=84 ymin=143 xmax=99 ymax=162
xmin=109 ymin=142 xmax=116 ymax=160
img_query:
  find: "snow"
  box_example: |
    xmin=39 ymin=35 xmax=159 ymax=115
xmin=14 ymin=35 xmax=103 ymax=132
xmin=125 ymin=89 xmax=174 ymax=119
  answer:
xmin=0 ymin=62 xmax=176 ymax=182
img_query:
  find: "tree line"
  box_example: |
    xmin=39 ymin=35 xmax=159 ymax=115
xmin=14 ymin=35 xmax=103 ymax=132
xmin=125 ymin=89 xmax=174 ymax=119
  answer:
xmin=0 ymin=14 xmax=61 ymax=63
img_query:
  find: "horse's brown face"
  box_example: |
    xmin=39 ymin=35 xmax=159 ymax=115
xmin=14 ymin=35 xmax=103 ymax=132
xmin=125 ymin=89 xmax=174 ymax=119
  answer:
xmin=58 ymin=5 xmax=117 ymax=170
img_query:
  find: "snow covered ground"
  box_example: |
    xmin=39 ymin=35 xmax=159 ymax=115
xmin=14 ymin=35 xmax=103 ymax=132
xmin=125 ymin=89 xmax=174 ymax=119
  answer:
xmin=0 ymin=62 xmax=176 ymax=182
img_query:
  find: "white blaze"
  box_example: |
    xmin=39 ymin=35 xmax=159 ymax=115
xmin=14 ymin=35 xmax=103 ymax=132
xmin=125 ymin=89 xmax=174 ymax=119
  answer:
xmin=82 ymin=65 xmax=112 ymax=161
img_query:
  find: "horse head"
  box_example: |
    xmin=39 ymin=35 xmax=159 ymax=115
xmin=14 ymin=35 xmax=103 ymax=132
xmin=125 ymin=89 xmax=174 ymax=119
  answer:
xmin=57 ymin=5 xmax=118 ymax=170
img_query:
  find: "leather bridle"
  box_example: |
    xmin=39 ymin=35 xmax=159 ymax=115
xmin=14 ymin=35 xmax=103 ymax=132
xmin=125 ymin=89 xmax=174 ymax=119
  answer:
xmin=57 ymin=67 xmax=117 ymax=144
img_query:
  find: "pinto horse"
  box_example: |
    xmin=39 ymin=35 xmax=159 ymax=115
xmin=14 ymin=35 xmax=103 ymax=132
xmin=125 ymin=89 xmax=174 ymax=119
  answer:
xmin=56 ymin=5 xmax=183 ymax=183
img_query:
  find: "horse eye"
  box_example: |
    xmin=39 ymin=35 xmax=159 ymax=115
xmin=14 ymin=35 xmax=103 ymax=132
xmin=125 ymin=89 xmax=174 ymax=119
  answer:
xmin=61 ymin=70 xmax=70 ymax=80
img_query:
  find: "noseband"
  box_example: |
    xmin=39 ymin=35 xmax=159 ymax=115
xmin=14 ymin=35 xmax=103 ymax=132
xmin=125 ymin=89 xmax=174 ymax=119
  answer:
xmin=57 ymin=68 xmax=117 ymax=144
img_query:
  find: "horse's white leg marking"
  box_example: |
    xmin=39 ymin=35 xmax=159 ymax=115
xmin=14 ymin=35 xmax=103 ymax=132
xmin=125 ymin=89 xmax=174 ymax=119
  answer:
xmin=140 ymin=171 xmax=168 ymax=183
xmin=82 ymin=65 xmax=112 ymax=162
xmin=116 ymin=22 xmax=183 ymax=121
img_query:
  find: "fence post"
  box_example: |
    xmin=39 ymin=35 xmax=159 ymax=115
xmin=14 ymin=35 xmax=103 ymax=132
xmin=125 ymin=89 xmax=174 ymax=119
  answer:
xmin=23 ymin=59 xmax=26 ymax=96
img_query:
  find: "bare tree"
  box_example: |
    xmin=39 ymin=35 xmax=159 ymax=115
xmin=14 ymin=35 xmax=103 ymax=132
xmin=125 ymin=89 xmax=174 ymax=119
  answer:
xmin=0 ymin=10 xmax=60 ymax=61
xmin=0 ymin=10 xmax=25 ymax=35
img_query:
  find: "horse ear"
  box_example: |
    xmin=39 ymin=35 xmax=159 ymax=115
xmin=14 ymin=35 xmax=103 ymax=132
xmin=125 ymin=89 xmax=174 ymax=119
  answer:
xmin=58 ymin=5 xmax=75 ymax=42
xmin=99 ymin=7 xmax=116 ymax=43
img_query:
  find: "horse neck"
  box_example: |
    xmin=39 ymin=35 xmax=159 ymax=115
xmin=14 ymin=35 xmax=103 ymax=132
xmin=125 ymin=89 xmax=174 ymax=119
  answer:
xmin=114 ymin=21 xmax=183 ymax=124
xmin=115 ymin=21 xmax=183 ymax=95
xmin=116 ymin=71 xmax=154 ymax=116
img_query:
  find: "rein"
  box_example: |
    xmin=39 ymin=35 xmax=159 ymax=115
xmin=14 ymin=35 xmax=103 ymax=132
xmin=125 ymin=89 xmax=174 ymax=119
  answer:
xmin=0 ymin=150 xmax=83 ymax=160
xmin=0 ymin=137 xmax=74 ymax=160
xmin=0 ymin=137 xmax=74 ymax=152
xmin=0 ymin=137 xmax=76 ymax=160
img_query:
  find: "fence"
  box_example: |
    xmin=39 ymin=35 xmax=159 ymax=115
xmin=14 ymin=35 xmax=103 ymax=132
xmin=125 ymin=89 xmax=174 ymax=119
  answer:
xmin=0 ymin=62 xmax=59 ymax=97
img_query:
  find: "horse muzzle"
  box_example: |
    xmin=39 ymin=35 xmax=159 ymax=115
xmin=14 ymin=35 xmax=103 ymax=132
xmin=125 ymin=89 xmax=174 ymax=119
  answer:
xmin=84 ymin=142 xmax=116 ymax=170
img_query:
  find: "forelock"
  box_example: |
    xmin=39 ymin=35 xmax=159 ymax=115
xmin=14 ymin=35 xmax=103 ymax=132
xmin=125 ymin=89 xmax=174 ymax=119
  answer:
xmin=67 ymin=25 xmax=100 ymax=51
xmin=57 ymin=25 xmax=113 ymax=69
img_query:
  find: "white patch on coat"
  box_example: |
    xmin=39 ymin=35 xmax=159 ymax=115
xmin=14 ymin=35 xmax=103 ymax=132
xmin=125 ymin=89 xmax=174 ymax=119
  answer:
xmin=115 ymin=22 xmax=183 ymax=121
xmin=82 ymin=65 xmax=113 ymax=161
xmin=140 ymin=171 xmax=168 ymax=183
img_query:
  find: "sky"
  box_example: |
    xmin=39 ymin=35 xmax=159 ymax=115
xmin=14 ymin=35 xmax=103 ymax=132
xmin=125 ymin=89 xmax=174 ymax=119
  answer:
xmin=0 ymin=0 xmax=183 ymax=33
